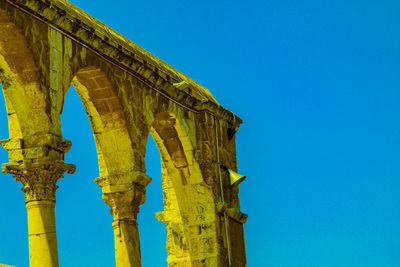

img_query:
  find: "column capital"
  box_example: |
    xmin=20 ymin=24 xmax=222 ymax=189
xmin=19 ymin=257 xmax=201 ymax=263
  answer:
xmin=95 ymin=171 xmax=152 ymax=222
xmin=103 ymin=188 xmax=145 ymax=222
xmin=95 ymin=170 xmax=152 ymax=189
xmin=2 ymin=160 xmax=76 ymax=203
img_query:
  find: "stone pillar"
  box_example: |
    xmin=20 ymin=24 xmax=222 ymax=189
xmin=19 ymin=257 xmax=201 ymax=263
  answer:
xmin=95 ymin=171 xmax=151 ymax=267
xmin=3 ymin=161 xmax=75 ymax=267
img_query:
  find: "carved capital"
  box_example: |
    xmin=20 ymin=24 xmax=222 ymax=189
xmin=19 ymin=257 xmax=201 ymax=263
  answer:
xmin=2 ymin=161 xmax=76 ymax=203
xmin=95 ymin=171 xmax=151 ymax=222
xmin=102 ymin=185 xmax=146 ymax=222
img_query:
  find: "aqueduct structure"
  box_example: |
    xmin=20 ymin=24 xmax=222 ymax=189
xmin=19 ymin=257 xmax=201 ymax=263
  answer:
xmin=0 ymin=0 xmax=247 ymax=266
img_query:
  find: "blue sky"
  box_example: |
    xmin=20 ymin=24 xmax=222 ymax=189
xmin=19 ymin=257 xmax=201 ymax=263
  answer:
xmin=1 ymin=0 xmax=400 ymax=266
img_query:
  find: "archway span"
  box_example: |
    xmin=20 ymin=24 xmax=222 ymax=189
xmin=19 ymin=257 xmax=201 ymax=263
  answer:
xmin=58 ymin=86 xmax=114 ymax=266
xmin=139 ymin=133 xmax=167 ymax=266
xmin=59 ymin=66 xmax=141 ymax=265
xmin=68 ymin=66 xmax=137 ymax=177
xmin=151 ymin=111 xmax=203 ymax=187
xmin=0 ymin=8 xmax=50 ymax=142
xmin=0 ymin=7 xmax=56 ymax=267
xmin=147 ymin=111 xmax=216 ymax=266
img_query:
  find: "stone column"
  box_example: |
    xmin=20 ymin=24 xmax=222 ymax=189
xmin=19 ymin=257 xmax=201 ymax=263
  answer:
xmin=3 ymin=161 xmax=75 ymax=267
xmin=95 ymin=171 xmax=151 ymax=267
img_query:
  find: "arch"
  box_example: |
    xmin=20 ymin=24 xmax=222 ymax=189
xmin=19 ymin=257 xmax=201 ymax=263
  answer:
xmin=68 ymin=66 xmax=137 ymax=177
xmin=65 ymin=65 xmax=153 ymax=267
xmin=0 ymin=8 xmax=67 ymax=267
xmin=0 ymin=8 xmax=50 ymax=144
xmin=149 ymin=111 xmax=217 ymax=266
xmin=151 ymin=111 xmax=203 ymax=186
xmin=0 ymin=2 xmax=246 ymax=266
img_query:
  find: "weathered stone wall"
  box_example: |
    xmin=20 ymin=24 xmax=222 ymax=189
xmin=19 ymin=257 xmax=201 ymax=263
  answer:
xmin=0 ymin=0 xmax=247 ymax=266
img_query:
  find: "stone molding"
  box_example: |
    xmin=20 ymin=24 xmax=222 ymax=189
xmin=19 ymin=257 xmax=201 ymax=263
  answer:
xmin=2 ymin=0 xmax=241 ymax=126
xmin=0 ymin=134 xmax=72 ymax=152
xmin=0 ymin=134 xmax=72 ymax=162
xmin=95 ymin=170 xmax=152 ymax=190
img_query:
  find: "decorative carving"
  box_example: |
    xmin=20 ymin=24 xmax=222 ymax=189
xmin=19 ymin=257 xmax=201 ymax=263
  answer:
xmin=2 ymin=161 xmax=76 ymax=203
xmin=102 ymin=187 xmax=145 ymax=221
xmin=95 ymin=171 xmax=151 ymax=221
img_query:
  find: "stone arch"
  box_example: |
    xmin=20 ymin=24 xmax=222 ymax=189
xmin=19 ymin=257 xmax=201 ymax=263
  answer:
xmin=0 ymin=8 xmax=76 ymax=267
xmin=63 ymin=66 xmax=153 ymax=267
xmin=68 ymin=66 xmax=136 ymax=177
xmin=149 ymin=111 xmax=218 ymax=266
xmin=0 ymin=8 xmax=50 ymax=145
xmin=0 ymin=1 xmax=246 ymax=266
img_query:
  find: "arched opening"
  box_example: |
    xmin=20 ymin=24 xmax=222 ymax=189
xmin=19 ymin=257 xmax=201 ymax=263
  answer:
xmin=0 ymin=82 xmax=28 ymax=267
xmin=0 ymin=8 xmax=49 ymax=267
xmin=143 ymin=111 xmax=215 ymax=266
xmin=150 ymin=112 xmax=194 ymax=266
xmin=70 ymin=66 xmax=137 ymax=177
xmin=57 ymin=65 xmax=141 ymax=266
xmin=57 ymin=85 xmax=114 ymax=266
xmin=139 ymin=133 xmax=167 ymax=266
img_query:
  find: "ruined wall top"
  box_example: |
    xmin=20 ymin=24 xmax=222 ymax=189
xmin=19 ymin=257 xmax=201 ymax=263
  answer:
xmin=3 ymin=0 xmax=241 ymax=125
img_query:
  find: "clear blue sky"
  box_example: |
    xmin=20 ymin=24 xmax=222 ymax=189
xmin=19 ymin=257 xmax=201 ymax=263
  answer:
xmin=1 ymin=0 xmax=400 ymax=266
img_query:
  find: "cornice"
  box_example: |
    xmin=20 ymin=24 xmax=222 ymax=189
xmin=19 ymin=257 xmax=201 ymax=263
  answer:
xmin=3 ymin=0 xmax=242 ymax=125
